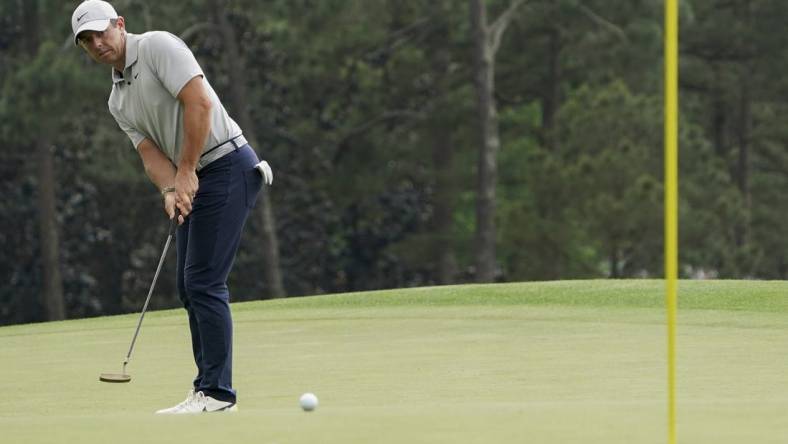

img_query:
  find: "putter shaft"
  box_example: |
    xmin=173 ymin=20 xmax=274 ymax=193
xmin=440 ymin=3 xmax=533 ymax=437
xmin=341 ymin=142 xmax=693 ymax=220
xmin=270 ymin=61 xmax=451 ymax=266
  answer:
xmin=122 ymin=216 xmax=178 ymax=370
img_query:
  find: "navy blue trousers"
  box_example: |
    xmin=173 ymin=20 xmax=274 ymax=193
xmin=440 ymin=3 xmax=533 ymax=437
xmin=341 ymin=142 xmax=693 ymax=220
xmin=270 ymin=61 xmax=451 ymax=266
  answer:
xmin=175 ymin=143 xmax=262 ymax=403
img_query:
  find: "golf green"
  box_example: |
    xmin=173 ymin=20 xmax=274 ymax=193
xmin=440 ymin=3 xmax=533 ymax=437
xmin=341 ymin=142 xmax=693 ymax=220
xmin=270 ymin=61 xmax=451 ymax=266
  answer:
xmin=1 ymin=280 xmax=786 ymax=443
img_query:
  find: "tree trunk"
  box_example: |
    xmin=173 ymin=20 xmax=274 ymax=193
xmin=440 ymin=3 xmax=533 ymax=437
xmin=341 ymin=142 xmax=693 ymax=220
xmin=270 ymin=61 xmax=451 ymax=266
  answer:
xmin=470 ymin=0 xmax=523 ymax=282
xmin=37 ymin=138 xmax=65 ymax=321
xmin=212 ymin=0 xmax=285 ymax=298
xmin=25 ymin=0 xmax=65 ymax=321
xmin=541 ymin=27 xmax=560 ymax=151
xmin=425 ymin=7 xmax=459 ymax=285
xmin=431 ymin=132 xmax=458 ymax=284
xmin=470 ymin=0 xmax=499 ymax=282
xmin=711 ymin=65 xmax=727 ymax=158
xmin=734 ymin=69 xmax=751 ymax=250
xmin=733 ymin=0 xmax=753 ymax=256
xmin=609 ymin=242 xmax=620 ymax=278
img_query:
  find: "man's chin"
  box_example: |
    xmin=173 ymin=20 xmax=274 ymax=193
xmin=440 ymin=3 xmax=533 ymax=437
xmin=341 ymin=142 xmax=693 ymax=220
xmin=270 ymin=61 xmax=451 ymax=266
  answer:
xmin=94 ymin=52 xmax=115 ymax=65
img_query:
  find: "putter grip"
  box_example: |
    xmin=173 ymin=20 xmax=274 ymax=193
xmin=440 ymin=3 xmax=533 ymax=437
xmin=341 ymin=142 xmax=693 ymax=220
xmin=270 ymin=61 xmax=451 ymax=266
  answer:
xmin=169 ymin=210 xmax=180 ymax=236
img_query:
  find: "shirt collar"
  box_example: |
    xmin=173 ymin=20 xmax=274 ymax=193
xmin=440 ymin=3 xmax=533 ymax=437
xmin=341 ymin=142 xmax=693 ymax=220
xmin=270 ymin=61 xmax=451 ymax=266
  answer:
xmin=111 ymin=33 xmax=141 ymax=84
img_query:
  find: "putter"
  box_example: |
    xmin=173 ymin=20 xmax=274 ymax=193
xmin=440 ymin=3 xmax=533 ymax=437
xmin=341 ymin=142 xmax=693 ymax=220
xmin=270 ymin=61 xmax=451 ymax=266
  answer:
xmin=100 ymin=212 xmax=179 ymax=383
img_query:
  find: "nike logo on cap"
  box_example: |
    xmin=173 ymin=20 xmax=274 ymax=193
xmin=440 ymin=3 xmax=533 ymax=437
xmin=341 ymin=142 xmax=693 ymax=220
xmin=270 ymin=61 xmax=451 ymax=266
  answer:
xmin=77 ymin=12 xmax=89 ymax=22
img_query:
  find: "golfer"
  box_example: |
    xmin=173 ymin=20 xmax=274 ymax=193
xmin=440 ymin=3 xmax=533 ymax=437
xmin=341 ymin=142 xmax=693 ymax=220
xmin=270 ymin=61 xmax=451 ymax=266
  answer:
xmin=71 ymin=0 xmax=272 ymax=413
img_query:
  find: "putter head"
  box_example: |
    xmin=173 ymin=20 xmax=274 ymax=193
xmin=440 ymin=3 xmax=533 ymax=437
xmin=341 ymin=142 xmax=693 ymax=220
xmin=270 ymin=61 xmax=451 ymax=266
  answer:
xmin=99 ymin=373 xmax=131 ymax=383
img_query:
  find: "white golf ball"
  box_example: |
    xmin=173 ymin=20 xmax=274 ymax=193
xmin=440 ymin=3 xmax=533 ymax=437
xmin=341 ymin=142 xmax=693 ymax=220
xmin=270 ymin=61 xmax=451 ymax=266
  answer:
xmin=299 ymin=392 xmax=318 ymax=411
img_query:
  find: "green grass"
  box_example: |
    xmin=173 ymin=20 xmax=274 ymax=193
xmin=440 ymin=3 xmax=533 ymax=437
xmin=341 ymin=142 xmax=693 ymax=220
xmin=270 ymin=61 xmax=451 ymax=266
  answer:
xmin=1 ymin=280 xmax=787 ymax=443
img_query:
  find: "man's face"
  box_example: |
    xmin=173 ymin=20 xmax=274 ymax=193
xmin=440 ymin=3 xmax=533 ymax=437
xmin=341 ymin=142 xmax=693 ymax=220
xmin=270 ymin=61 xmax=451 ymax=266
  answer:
xmin=77 ymin=17 xmax=126 ymax=67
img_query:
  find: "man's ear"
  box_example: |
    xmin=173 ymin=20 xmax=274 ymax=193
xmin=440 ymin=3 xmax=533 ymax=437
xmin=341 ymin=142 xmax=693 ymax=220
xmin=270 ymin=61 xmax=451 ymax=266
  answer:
xmin=116 ymin=16 xmax=126 ymax=31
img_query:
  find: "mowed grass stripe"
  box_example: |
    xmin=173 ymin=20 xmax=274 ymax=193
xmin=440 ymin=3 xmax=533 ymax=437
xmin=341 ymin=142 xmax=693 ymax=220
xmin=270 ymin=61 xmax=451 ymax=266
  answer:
xmin=2 ymin=280 xmax=786 ymax=337
xmin=233 ymin=279 xmax=788 ymax=312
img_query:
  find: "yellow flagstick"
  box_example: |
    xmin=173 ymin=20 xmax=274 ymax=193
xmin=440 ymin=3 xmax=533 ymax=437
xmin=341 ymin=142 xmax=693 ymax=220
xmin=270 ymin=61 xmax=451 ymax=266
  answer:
xmin=664 ymin=0 xmax=679 ymax=443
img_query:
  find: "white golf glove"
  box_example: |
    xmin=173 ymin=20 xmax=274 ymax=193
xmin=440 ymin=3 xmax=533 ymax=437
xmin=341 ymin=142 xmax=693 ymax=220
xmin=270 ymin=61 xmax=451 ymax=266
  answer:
xmin=255 ymin=160 xmax=273 ymax=185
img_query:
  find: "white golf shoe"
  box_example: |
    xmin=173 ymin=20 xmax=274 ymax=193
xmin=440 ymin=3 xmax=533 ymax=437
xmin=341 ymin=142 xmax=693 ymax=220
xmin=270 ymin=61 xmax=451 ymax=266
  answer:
xmin=155 ymin=389 xmax=238 ymax=414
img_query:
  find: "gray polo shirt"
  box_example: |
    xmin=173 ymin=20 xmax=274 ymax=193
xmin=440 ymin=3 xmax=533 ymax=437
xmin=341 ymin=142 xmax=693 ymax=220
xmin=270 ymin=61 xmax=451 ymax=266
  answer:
xmin=108 ymin=31 xmax=241 ymax=163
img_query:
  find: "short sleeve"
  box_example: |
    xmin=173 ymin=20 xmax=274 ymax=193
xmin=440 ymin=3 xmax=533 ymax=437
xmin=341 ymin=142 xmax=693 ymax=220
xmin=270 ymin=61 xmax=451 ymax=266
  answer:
xmin=145 ymin=32 xmax=204 ymax=98
xmin=109 ymin=105 xmax=146 ymax=149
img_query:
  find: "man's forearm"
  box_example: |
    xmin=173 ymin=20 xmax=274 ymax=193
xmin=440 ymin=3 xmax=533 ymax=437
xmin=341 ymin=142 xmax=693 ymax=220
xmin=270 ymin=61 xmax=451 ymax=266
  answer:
xmin=137 ymin=139 xmax=177 ymax=192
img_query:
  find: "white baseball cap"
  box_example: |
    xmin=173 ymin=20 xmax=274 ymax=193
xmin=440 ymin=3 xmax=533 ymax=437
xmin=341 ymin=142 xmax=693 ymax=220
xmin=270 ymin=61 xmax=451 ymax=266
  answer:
xmin=71 ymin=0 xmax=119 ymax=45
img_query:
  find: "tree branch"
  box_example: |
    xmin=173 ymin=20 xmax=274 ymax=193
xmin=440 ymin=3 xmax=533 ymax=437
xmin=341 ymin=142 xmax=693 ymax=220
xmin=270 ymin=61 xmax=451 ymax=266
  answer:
xmin=754 ymin=144 xmax=788 ymax=177
xmin=267 ymin=125 xmax=302 ymax=147
xmin=363 ymin=18 xmax=433 ymax=62
xmin=333 ymin=110 xmax=426 ymax=163
xmin=179 ymin=23 xmax=216 ymax=44
xmin=339 ymin=110 xmax=425 ymax=145
xmin=577 ymin=4 xmax=628 ymax=42
xmin=489 ymin=0 xmax=527 ymax=55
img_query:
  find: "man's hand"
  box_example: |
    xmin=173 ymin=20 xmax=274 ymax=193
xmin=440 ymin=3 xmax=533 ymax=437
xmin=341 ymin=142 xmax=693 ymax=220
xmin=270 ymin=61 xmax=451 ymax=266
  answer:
xmin=173 ymin=168 xmax=199 ymax=216
xmin=163 ymin=189 xmax=186 ymax=224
